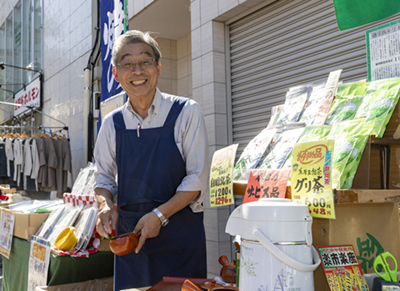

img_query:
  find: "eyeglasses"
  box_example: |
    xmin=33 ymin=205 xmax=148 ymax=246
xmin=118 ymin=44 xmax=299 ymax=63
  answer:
xmin=117 ymin=58 xmax=156 ymax=72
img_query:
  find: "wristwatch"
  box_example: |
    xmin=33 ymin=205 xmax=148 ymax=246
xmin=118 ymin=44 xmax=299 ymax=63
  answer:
xmin=152 ymin=208 xmax=169 ymax=227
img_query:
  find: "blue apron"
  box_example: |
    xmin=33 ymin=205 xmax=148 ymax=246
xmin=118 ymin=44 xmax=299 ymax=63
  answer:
xmin=113 ymin=97 xmax=206 ymax=290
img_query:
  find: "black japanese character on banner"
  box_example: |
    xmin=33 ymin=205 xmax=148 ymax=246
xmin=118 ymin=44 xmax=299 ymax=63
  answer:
xmin=270 ymin=186 xmax=279 ymax=198
xmin=347 ymin=252 xmax=357 ymax=264
xmin=331 ymin=253 xmax=340 ymax=265
xmin=322 ymin=253 xmax=333 ymax=267
xmin=339 ymin=252 xmax=349 ymax=265
xmin=312 ymin=176 xmax=324 ymax=193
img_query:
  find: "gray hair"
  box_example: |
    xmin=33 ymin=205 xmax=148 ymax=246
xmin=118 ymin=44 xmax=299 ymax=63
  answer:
xmin=111 ymin=30 xmax=162 ymax=67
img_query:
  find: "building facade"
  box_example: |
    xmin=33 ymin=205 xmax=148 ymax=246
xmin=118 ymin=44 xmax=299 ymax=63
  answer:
xmin=1 ymin=0 xmax=400 ymax=278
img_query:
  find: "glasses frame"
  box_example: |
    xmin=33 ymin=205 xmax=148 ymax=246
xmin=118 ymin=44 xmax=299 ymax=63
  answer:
xmin=116 ymin=58 xmax=157 ymax=72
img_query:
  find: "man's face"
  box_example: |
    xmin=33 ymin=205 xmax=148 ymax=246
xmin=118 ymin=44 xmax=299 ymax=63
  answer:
xmin=112 ymin=42 xmax=161 ymax=103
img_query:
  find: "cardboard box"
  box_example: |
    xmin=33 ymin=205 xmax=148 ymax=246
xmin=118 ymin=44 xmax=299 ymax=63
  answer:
xmin=98 ymin=239 xmax=111 ymax=252
xmin=12 ymin=211 xmax=50 ymax=240
xmin=312 ymin=202 xmax=400 ymax=291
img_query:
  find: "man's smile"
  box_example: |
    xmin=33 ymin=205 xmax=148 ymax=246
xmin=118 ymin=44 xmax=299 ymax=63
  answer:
xmin=131 ymin=80 xmax=147 ymax=86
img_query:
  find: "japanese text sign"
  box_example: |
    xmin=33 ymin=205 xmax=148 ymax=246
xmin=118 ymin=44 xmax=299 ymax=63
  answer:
xmin=318 ymin=245 xmax=370 ymax=291
xmin=0 ymin=208 xmax=15 ymax=258
xmin=209 ymin=144 xmax=238 ymax=207
xmin=14 ymin=77 xmax=41 ymax=116
xmin=291 ymin=140 xmax=336 ymax=219
xmin=244 ymin=169 xmax=290 ymax=203
xmin=28 ymin=236 xmax=51 ymax=291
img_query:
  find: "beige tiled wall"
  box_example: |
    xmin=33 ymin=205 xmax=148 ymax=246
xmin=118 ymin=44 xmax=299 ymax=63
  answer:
xmin=191 ymin=0 xmax=267 ymax=279
xmin=156 ymin=35 xmax=193 ymax=99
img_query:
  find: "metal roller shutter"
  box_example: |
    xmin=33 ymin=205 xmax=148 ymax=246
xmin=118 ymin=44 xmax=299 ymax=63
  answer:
xmin=229 ymin=0 xmax=400 ymax=155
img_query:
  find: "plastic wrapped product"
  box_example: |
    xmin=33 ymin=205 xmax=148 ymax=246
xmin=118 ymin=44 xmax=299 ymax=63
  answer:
xmin=340 ymin=124 xmax=374 ymax=189
xmin=275 ymin=84 xmax=312 ymax=126
xmin=366 ymin=89 xmax=400 ymax=137
xmin=327 ymin=118 xmax=365 ymax=189
xmin=233 ymin=127 xmax=278 ymax=181
xmin=325 ymin=80 xmax=367 ymax=125
xmin=267 ymin=105 xmax=284 ymax=128
xmin=355 ymin=77 xmax=400 ymax=137
xmin=258 ymin=125 xmax=305 ymax=170
xmin=282 ymin=124 xmax=332 ymax=170
xmin=299 ymin=83 xmax=326 ymax=125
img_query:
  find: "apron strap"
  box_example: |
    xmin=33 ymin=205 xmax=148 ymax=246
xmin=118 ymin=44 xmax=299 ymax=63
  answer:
xmin=112 ymin=107 xmax=126 ymax=130
xmin=163 ymin=98 xmax=188 ymax=128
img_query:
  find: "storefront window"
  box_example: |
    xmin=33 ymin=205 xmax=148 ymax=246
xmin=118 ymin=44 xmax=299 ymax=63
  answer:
xmin=5 ymin=13 xmax=13 ymax=101
xmin=29 ymin=0 xmax=42 ymax=83
xmin=0 ymin=0 xmax=42 ymax=98
xmin=0 ymin=23 xmax=5 ymax=102
xmin=13 ymin=0 xmax=23 ymax=94
xmin=22 ymin=0 xmax=32 ymax=85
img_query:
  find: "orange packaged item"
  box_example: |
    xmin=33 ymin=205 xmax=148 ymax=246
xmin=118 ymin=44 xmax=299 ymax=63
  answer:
xmin=109 ymin=232 xmax=140 ymax=256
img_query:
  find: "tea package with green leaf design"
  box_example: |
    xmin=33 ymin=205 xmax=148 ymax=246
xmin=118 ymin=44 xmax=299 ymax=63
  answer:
xmin=283 ymin=125 xmax=332 ymax=170
xmin=232 ymin=127 xmax=279 ymax=181
xmin=355 ymin=77 xmax=400 ymax=137
xmin=258 ymin=125 xmax=305 ymax=170
xmin=327 ymin=118 xmax=365 ymax=189
xmin=340 ymin=123 xmax=374 ymax=189
xmin=325 ymin=80 xmax=367 ymax=125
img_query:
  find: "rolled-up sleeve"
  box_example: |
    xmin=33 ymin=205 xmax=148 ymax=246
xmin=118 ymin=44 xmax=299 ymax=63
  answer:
xmin=94 ymin=113 xmax=118 ymax=197
xmin=176 ymin=101 xmax=210 ymax=212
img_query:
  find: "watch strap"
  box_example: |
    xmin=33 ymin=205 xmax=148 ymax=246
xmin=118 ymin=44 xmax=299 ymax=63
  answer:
xmin=152 ymin=208 xmax=169 ymax=226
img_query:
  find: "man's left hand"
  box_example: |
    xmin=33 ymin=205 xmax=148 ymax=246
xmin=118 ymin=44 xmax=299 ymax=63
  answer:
xmin=133 ymin=211 xmax=162 ymax=253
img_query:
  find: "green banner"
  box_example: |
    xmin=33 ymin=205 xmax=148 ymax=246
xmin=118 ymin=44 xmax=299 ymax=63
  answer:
xmin=333 ymin=0 xmax=400 ymax=30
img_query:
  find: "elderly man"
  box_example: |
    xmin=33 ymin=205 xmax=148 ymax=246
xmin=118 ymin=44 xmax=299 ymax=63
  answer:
xmin=94 ymin=30 xmax=209 ymax=290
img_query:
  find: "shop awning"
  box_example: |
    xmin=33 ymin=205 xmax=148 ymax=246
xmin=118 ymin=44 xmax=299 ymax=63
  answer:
xmin=333 ymin=0 xmax=400 ymax=30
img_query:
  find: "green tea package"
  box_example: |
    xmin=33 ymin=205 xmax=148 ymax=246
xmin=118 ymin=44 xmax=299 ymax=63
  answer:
xmin=327 ymin=118 xmax=365 ymax=189
xmin=369 ymin=89 xmax=400 ymax=137
xmin=276 ymin=85 xmax=312 ymax=126
xmin=267 ymin=105 xmax=284 ymax=128
xmin=233 ymin=127 xmax=279 ymax=181
xmin=282 ymin=124 xmax=332 ymax=169
xmin=340 ymin=123 xmax=374 ymax=189
xmin=325 ymin=80 xmax=367 ymax=125
xmin=299 ymin=83 xmax=326 ymax=125
xmin=313 ymin=69 xmax=343 ymax=125
xmin=355 ymin=77 xmax=400 ymax=137
xmin=258 ymin=125 xmax=305 ymax=170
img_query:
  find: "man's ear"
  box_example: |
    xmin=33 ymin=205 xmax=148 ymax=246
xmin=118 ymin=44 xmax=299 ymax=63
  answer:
xmin=112 ymin=66 xmax=119 ymax=82
xmin=157 ymin=61 xmax=161 ymax=76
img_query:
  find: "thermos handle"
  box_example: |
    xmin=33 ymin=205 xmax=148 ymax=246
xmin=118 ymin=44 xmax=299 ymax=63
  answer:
xmin=253 ymin=229 xmax=321 ymax=272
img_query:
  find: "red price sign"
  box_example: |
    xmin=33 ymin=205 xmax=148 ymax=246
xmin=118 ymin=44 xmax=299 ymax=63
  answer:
xmin=244 ymin=169 xmax=290 ymax=204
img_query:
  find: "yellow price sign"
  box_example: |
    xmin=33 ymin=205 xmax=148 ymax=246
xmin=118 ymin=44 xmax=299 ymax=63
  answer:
xmin=291 ymin=140 xmax=336 ymax=219
xmin=209 ymin=144 xmax=238 ymax=208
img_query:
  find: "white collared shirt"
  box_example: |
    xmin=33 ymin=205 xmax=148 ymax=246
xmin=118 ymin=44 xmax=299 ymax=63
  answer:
xmin=94 ymin=89 xmax=209 ymax=212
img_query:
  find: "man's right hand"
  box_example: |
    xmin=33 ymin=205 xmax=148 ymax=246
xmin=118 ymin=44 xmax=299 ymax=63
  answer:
xmin=95 ymin=188 xmax=118 ymax=238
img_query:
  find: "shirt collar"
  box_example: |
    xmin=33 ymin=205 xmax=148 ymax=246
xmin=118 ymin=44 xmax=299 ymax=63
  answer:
xmin=125 ymin=88 xmax=162 ymax=119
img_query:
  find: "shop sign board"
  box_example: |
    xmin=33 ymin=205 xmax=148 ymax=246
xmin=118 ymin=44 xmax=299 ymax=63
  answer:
xmin=243 ymin=169 xmax=290 ymax=203
xmin=14 ymin=76 xmax=41 ymax=116
xmin=209 ymin=144 xmax=238 ymax=207
xmin=317 ymin=245 xmax=369 ymax=291
xmin=28 ymin=236 xmax=51 ymax=291
xmin=291 ymin=140 xmax=336 ymax=219
xmin=0 ymin=208 xmax=15 ymax=258
xmin=367 ymin=19 xmax=400 ymax=81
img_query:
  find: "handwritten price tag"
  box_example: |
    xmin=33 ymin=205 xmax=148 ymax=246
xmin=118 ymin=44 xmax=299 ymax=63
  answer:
xmin=244 ymin=169 xmax=290 ymax=204
xmin=209 ymin=144 xmax=238 ymax=208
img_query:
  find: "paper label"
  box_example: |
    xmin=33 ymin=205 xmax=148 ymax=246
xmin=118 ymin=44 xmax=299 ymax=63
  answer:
xmin=209 ymin=144 xmax=238 ymax=207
